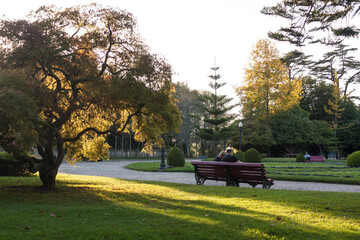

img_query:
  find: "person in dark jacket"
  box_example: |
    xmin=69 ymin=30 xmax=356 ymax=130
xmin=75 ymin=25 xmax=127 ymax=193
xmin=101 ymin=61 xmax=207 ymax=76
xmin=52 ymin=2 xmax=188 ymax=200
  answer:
xmin=214 ymin=151 xmax=226 ymax=161
xmin=221 ymin=148 xmax=239 ymax=162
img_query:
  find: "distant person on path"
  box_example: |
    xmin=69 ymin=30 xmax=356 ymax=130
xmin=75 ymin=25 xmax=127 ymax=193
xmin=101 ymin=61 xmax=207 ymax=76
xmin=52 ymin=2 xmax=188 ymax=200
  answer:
xmin=305 ymin=152 xmax=311 ymax=162
xmin=221 ymin=148 xmax=240 ymax=162
xmin=214 ymin=151 xmax=226 ymax=161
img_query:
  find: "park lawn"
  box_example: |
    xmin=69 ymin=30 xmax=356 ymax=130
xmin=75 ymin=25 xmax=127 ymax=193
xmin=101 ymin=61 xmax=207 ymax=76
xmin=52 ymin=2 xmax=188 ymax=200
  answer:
xmin=125 ymin=161 xmax=360 ymax=185
xmin=0 ymin=175 xmax=359 ymax=240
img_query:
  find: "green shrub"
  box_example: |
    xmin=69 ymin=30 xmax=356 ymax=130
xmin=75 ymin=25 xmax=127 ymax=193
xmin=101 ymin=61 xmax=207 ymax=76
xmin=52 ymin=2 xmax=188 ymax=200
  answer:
xmin=296 ymin=153 xmax=305 ymax=162
xmin=235 ymin=150 xmax=244 ymax=161
xmin=167 ymin=147 xmax=185 ymax=167
xmin=260 ymin=153 xmax=267 ymax=159
xmin=243 ymin=148 xmax=261 ymax=163
xmin=346 ymin=151 xmax=360 ymax=167
xmin=0 ymin=152 xmax=32 ymax=176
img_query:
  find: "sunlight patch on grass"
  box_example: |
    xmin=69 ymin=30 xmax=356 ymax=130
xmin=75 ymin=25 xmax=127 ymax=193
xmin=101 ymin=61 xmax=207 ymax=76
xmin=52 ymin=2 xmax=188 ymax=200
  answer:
xmin=60 ymin=174 xmax=360 ymax=236
xmin=3 ymin=174 xmax=358 ymax=239
xmin=243 ymin=228 xmax=286 ymax=240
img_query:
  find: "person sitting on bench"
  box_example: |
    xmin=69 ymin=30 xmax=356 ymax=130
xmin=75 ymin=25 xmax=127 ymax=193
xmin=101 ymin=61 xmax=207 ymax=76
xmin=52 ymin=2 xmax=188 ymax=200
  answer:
xmin=221 ymin=148 xmax=239 ymax=162
xmin=214 ymin=151 xmax=226 ymax=161
xmin=305 ymin=152 xmax=311 ymax=162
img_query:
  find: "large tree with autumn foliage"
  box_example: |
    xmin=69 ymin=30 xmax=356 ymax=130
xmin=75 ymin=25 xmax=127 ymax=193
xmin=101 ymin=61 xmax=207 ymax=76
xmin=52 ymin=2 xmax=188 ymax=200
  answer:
xmin=236 ymin=39 xmax=302 ymax=120
xmin=0 ymin=4 xmax=180 ymax=189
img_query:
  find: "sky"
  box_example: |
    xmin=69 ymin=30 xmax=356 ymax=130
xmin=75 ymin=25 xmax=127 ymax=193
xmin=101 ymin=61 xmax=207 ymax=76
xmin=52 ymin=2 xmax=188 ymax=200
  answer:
xmin=1 ymin=1 xmax=358 ymax=112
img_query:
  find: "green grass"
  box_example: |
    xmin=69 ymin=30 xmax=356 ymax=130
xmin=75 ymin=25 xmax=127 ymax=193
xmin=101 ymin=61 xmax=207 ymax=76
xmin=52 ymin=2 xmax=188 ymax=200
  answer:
xmin=0 ymin=175 xmax=359 ymax=240
xmin=124 ymin=161 xmax=194 ymax=172
xmin=125 ymin=160 xmax=360 ymax=185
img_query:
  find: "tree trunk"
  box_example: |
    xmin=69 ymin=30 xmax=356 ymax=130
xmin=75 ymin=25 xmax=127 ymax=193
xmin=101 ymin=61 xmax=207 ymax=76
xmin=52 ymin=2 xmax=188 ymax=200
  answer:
xmin=39 ymin=165 xmax=58 ymax=190
xmin=37 ymin=136 xmax=64 ymax=190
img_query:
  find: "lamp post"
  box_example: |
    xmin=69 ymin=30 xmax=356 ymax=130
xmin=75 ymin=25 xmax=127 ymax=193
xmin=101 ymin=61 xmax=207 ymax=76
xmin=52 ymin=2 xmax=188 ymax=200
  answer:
xmin=238 ymin=121 xmax=243 ymax=151
xmin=159 ymin=134 xmax=167 ymax=170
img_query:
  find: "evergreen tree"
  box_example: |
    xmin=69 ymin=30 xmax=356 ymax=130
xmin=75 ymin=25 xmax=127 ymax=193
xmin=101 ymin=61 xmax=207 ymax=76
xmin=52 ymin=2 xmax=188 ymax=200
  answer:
xmin=194 ymin=63 xmax=237 ymax=155
xmin=262 ymin=1 xmax=360 ymax=46
xmin=312 ymin=44 xmax=360 ymax=98
xmin=280 ymin=50 xmax=314 ymax=81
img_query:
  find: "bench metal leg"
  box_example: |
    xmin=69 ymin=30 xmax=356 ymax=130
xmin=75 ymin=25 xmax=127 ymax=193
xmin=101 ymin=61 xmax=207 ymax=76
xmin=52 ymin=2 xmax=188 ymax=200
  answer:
xmin=262 ymin=181 xmax=272 ymax=189
xmin=226 ymin=180 xmax=239 ymax=187
xmin=195 ymin=173 xmax=206 ymax=185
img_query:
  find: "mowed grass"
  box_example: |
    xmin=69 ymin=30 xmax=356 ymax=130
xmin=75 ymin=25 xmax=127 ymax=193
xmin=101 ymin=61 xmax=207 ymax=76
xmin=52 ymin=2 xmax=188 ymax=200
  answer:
xmin=125 ymin=160 xmax=360 ymax=185
xmin=1 ymin=175 xmax=360 ymax=240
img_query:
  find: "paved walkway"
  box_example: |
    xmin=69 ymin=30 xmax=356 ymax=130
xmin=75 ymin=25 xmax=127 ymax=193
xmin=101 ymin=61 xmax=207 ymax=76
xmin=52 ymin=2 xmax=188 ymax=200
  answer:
xmin=58 ymin=160 xmax=360 ymax=193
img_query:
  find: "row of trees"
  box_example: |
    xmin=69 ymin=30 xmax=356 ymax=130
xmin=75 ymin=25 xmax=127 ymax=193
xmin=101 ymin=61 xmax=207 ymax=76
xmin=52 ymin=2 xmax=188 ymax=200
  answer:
xmin=166 ymin=2 xmax=359 ymax=158
xmin=168 ymin=38 xmax=360 ymax=158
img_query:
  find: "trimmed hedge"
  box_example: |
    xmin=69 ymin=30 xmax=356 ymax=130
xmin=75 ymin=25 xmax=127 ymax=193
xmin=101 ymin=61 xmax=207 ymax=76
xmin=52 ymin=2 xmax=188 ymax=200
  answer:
xmin=346 ymin=151 xmax=360 ymax=167
xmin=167 ymin=147 xmax=185 ymax=167
xmin=243 ymin=148 xmax=261 ymax=163
xmin=235 ymin=151 xmax=244 ymax=162
xmin=296 ymin=153 xmax=305 ymax=162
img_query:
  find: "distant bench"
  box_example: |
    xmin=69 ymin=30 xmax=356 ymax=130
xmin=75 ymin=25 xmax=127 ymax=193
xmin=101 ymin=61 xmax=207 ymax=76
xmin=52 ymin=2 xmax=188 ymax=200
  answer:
xmin=310 ymin=156 xmax=324 ymax=162
xmin=190 ymin=161 xmax=274 ymax=189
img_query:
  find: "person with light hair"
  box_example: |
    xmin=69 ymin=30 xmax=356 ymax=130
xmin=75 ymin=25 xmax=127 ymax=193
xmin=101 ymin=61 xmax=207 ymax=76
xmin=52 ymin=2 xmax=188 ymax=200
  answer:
xmin=213 ymin=151 xmax=226 ymax=161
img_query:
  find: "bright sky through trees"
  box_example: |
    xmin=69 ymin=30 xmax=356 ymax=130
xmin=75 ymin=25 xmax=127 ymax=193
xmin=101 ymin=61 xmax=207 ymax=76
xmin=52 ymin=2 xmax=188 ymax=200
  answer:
xmin=1 ymin=0 xmax=358 ymax=108
xmin=1 ymin=1 xmax=288 ymax=106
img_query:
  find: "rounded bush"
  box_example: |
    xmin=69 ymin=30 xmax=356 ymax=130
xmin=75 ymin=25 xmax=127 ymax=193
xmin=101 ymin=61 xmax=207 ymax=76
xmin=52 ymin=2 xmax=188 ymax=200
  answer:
xmin=235 ymin=150 xmax=244 ymax=161
xmin=167 ymin=147 xmax=185 ymax=167
xmin=296 ymin=153 xmax=305 ymax=162
xmin=243 ymin=148 xmax=261 ymax=163
xmin=346 ymin=151 xmax=360 ymax=167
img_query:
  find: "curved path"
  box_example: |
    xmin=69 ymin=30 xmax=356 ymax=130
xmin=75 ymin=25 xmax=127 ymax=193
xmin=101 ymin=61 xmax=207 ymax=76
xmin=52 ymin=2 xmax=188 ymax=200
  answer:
xmin=59 ymin=160 xmax=360 ymax=193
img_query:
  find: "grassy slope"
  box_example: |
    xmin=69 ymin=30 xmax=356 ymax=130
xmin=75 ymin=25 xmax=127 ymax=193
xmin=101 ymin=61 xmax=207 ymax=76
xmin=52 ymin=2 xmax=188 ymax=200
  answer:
xmin=0 ymin=175 xmax=359 ymax=240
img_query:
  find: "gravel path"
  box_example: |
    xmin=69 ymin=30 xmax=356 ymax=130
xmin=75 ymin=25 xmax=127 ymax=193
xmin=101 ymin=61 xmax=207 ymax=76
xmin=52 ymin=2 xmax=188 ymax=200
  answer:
xmin=58 ymin=160 xmax=360 ymax=193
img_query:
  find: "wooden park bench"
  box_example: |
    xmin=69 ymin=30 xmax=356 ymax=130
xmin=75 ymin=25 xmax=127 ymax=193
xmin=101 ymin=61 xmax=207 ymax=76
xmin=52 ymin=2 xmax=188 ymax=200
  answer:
xmin=309 ymin=155 xmax=324 ymax=162
xmin=190 ymin=160 xmax=274 ymax=189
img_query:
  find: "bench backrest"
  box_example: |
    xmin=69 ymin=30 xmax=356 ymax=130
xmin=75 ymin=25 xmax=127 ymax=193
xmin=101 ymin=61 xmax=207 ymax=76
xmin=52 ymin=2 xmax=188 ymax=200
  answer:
xmin=310 ymin=156 xmax=324 ymax=162
xmin=191 ymin=161 xmax=267 ymax=181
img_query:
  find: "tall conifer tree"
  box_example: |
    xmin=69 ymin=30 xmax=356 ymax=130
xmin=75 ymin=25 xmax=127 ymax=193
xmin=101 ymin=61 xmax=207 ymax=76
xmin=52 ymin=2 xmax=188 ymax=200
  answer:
xmin=194 ymin=62 xmax=237 ymax=155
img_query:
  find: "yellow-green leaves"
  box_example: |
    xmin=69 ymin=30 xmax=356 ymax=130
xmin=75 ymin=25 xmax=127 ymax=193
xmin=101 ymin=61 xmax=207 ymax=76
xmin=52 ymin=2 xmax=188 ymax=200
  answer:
xmin=236 ymin=39 xmax=302 ymax=119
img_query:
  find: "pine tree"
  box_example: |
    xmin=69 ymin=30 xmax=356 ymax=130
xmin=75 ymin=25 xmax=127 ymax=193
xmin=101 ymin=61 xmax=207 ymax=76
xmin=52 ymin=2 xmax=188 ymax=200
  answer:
xmin=194 ymin=63 xmax=237 ymax=156
xmin=262 ymin=1 xmax=360 ymax=46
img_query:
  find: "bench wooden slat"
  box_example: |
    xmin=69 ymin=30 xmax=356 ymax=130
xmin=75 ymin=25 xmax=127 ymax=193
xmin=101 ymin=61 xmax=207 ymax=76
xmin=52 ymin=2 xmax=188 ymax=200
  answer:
xmin=191 ymin=160 xmax=273 ymax=189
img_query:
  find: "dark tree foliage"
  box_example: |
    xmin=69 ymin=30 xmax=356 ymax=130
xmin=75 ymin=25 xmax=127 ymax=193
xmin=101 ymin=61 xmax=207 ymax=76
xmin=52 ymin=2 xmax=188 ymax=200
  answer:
xmin=269 ymin=106 xmax=331 ymax=156
xmin=240 ymin=119 xmax=275 ymax=154
xmin=262 ymin=0 xmax=360 ymax=46
xmin=337 ymin=100 xmax=360 ymax=155
xmin=300 ymin=77 xmax=334 ymax=121
xmin=280 ymin=50 xmax=314 ymax=80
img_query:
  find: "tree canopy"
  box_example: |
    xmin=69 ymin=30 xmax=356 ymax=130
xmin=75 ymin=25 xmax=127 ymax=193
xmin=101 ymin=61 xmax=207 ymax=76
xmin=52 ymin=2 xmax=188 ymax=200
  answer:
xmin=236 ymin=39 xmax=302 ymax=119
xmin=262 ymin=0 xmax=360 ymax=46
xmin=0 ymin=4 xmax=180 ymax=189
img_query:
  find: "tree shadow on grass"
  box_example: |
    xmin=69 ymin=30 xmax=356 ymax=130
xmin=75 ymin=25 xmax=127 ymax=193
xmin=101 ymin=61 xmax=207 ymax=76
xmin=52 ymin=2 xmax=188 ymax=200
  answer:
xmin=1 ymin=175 xmax=359 ymax=240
